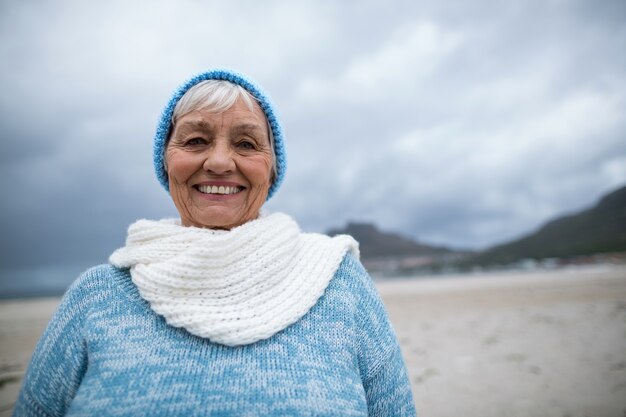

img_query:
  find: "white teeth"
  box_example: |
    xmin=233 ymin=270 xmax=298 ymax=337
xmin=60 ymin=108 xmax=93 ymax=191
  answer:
xmin=198 ymin=185 xmax=242 ymax=195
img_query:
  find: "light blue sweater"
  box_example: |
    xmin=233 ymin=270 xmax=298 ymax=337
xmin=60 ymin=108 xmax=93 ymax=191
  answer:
xmin=14 ymin=254 xmax=416 ymax=416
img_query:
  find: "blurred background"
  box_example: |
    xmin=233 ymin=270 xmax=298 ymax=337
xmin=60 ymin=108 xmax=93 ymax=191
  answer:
xmin=1 ymin=0 xmax=625 ymax=295
xmin=0 ymin=0 xmax=625 ymax=416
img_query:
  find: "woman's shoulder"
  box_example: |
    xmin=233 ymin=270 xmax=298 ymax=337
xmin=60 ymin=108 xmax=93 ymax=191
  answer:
xmin=46 ymin=264 xmax=140 ymax=333
xmin=63 ymin=264 xmax=136 ymax=304
xmin=326 ymin=251 xmax=388 ymax=316
xmin=333 ymin=252 xmax=376 ymax=293
xmin=69 ymin=263 xmax=124 ymax=289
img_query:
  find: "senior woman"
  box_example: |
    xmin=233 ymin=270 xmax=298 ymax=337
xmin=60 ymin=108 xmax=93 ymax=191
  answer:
xmin=14 ymin=69 xmax=416 ymax=416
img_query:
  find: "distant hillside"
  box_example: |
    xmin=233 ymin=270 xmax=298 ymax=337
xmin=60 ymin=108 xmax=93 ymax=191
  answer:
xmin=327 ymin=222 xmax=451 ymax=259
xmin=465 ymin=185 xmax=626 ymax=266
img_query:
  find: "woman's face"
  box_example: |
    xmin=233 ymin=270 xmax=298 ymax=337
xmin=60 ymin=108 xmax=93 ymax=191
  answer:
xmin=165 ymin=98 xmax=273 ymax=229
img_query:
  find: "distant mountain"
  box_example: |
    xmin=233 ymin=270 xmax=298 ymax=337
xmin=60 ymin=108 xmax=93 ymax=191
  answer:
xmin=327 ymin=222 xmax=452 ymax=259
xmin=465 ymin=185 xmax=626 ymax=266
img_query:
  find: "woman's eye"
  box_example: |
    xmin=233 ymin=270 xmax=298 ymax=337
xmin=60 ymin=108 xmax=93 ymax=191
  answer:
xmin=237 ymin=140 xmax=255 ymax=150
xmin=186 ymin=137 xmax=206 ymax=146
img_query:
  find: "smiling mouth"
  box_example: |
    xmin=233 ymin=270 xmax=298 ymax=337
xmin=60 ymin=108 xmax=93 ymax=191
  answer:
xmin=196 ymin=185 xmax=244 ymax=195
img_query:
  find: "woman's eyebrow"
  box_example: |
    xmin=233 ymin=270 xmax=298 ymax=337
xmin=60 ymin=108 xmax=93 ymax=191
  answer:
xmin=231 ymin=123 xmax=265 ymax=135
xmin=175 ymin=120 xmax=214 ymax=136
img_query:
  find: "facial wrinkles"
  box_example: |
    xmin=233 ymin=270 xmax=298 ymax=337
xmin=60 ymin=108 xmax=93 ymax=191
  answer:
xmin=165 ymin=102 xmax=273 ymax=229
xmin=169 ymin=116 xmax=270 ymax=155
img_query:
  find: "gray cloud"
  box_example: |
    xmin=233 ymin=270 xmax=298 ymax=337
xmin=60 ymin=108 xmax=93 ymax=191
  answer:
xmin=1 ymin=0 xmax=625 ymax=291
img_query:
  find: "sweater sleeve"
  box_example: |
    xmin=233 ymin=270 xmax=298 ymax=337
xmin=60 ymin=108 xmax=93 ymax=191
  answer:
xmin=12 ymin=267 xmax=100 ymax=417
xmin=342 ymin=254 xmax=417 ymax=416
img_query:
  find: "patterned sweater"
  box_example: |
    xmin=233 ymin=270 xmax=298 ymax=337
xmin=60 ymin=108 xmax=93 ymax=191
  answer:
xmin=13 ymin=254 xmax=416 ymax=416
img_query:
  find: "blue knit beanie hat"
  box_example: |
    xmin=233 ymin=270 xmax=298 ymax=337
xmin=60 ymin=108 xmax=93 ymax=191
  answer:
xmin=153 ymin=69 xmax=286 ymax=199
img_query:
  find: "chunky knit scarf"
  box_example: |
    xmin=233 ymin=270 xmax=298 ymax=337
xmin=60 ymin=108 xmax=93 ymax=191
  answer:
xmin=109 ymin=212 xmax=359 ymax=347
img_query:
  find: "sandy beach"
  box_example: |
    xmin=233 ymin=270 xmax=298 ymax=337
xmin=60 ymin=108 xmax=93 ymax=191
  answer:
xmin=1 ymin=265 xmax=625 ymax=417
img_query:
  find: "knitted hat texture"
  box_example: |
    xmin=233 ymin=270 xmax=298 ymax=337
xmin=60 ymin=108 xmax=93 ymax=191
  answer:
xmin=153 ymin=69 xmax=286 ymax=199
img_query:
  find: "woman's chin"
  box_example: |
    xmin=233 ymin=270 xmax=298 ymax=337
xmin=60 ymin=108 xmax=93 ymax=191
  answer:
xmin=183 ymin=208 xmax=256 ymax=230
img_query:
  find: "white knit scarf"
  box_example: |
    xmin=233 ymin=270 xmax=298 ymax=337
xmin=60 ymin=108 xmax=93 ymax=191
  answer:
xmin=109 ymin=212 xmax=359 ymax=347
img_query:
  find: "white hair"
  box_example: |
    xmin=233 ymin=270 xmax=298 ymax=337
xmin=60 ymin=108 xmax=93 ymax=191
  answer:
xmin=170 ymin=80 xmax=276 ymax=177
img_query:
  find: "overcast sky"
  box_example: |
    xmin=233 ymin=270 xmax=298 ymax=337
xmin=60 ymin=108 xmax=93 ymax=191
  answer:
xmin=1 ymin=0 xmax=625 ymax=289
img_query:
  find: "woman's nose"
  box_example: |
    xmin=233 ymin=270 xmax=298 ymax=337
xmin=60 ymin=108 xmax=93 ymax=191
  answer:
xmin=202 ymin=142 xmax=235 ymax=174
